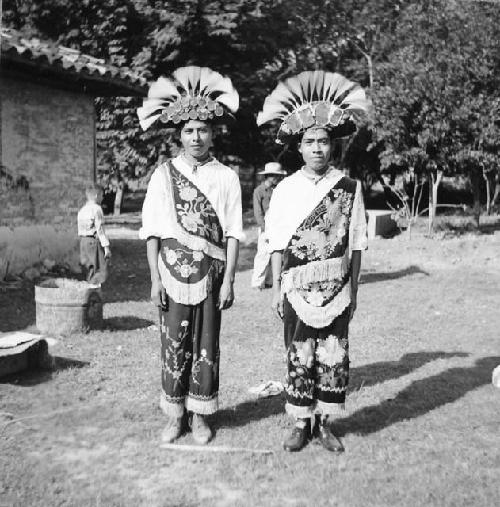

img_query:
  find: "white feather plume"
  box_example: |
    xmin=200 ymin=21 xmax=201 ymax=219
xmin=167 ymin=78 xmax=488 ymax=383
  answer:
xmin=216 ymin=89 xmax=240 ymax=112
xmin=147 ymin=77 xmax=180 ymax=100
xmin=137 ymin=110 xmax=163 ymax=131
xmin=258 ymin=70 xmax=370 ymax=126
xmin=137 ymin=66 xmax=239 ymax=131
xmin=172 ymin=66 xmax=238 ymax=109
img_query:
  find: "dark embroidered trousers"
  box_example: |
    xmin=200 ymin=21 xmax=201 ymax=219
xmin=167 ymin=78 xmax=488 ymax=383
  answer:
xmin=159 ymin=292 xmax=221 ymax=417
xmin=283 ymin=296 xmax=350 ymax=418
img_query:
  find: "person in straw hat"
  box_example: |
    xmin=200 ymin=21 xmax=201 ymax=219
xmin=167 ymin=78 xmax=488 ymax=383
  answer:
xmin=251 ymin=161 xmax=287 ymax=289
xmin=258 ymin=70 xmax=370 ymax=452
xmin=137 ymin=66 xmax=244 ymax=445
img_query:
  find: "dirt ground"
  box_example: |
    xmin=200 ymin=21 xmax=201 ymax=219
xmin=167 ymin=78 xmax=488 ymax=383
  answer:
xmin=1 ymin=222 xmax=500 ymax=507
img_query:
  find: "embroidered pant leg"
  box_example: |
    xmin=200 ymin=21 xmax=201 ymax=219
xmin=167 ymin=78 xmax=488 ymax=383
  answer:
xmin=251 ymin=229 xmax=272 ymax=288
xmin=283 ymin=296 xmax=319 ymax=419
xmin=185 ymin=289 xmax=221 ymax=415
xmin=159 ymin=300 xmax=194 ymax=418
xmin=314 ymin=307 xmax=350 ymax=417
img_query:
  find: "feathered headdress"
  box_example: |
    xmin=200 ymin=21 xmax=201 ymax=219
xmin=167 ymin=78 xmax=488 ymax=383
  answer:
xmin=257 ymin=71 xmax=370 ymax=144
xmin=137 ymin=66 xmax=239 ymax=131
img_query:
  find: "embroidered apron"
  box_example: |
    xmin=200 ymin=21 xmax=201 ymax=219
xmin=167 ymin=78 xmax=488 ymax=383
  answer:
xmin=281 ymin=177 xmax=357 ymax=328
xmin=158 ymin=160 xmax=226 ymax=305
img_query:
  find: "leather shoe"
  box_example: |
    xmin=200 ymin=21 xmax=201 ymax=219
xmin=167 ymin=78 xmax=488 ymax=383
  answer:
xmin=161 ymin=416 xmax=184 ymax=443
xmin=283 ymin=421 xmax=311 ymax=452
xmin=316 ymin=422 xmax=345 ymax=453
xmin=191 ymin=414 xmax=213 ymax=444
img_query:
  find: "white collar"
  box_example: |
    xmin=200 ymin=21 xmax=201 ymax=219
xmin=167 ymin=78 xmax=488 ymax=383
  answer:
xmin=176 ymin=153 xmax=217 ymax=173
xmin=299 ymin=166 xmax=343 ymax=185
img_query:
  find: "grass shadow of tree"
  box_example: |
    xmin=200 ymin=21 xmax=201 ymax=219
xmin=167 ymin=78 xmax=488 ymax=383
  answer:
xmin=350 ymin=351 xmax=468 ymax=390
xmin=216 ymin=350 xmax=467 ymax=430
xmin=0 ymin=285 xmax=35 ymax=333
xmin=335 ymin=355 xmax=500 ymax=437
xmin=360 ymin=265 xmax=429 ymax=284
xmin=103 ymin=316 xmax=153 ymax=331
xmin=0 ymin=356 xmax=89 ymax=386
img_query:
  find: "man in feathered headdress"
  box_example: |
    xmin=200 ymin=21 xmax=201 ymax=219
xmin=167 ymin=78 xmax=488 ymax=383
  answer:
xmin=257 ymin=71 xmax=370 ymax=452
xmin=137 ymin=66 xmax=244 ymax=445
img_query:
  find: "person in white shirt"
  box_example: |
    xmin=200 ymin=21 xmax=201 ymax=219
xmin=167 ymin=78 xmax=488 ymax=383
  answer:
xmin=137 ymin=66 xmax=242 ymax=445
xmin=251 ymin=162 xmax=287 ymax=289
xmin=77 ymin=184 xmax=111 ymax=284
xmin=258 ymin=70 xmax=371 ymax=452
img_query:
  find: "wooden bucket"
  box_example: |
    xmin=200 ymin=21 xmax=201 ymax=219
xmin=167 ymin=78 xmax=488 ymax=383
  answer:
xmin=35 ymin=278 xmax=103 ymax=335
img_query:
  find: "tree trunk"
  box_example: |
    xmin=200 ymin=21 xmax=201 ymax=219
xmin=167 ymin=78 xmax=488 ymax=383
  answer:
xmin=493 ymin=181 xmax=500 ymax=208
xmin=113 ymin=183 xmax=124 ymax=216
xmin=483 ymin=170 xmax=497 ymax=215
xmin=484 ymin=171 xmax=491 ymax=215
xmin=470 ymin=170 xmax=482 ymax=228
xmin=366 ymin=53 xmax=374 ymax=89
xmin=427 ymin=169 xmax=443 ymax=234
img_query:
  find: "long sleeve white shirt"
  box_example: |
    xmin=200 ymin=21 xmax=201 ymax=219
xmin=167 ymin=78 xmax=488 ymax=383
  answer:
xmin=139 ymin=155 xmax=244 ymax=242
xmin=77 ymin=201 xmax=110 ymax=248
xmin=265 ymin=168 xmax=367 ymax=254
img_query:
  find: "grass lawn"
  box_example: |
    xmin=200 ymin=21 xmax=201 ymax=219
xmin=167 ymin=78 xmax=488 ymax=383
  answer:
xmin=1 ymin=224 xmax=500 ymax=507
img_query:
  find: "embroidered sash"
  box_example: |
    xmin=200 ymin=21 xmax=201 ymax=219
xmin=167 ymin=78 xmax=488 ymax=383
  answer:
xmin=281 ymin=177 xmax=357 ymax=328
xmin=158 ymin=160 xmax=225 ymax=305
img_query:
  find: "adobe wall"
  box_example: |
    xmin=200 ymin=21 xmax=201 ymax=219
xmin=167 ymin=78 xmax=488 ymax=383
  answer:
xmin=0 ymin=76 xmax=95 ymax=228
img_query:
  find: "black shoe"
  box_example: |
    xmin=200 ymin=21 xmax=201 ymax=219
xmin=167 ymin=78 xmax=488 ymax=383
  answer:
xmin=316 ymin=422 xmax=345 ymax=453
xmin=283 ymin=421 xmax=311 ymax=452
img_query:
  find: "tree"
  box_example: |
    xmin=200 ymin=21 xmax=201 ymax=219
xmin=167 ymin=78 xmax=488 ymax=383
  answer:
xmin=371 ymin=1 xmax=500 ymax=232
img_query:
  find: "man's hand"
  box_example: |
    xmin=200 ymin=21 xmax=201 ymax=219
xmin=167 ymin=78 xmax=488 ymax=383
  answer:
xmin=218 ymin=279 xmax=234 ymax=310
xmin=271 ymin=288 xmax=284 ymax=320
xmin=104 ymin=246 xmax=112 ymax=260
xmin=151 ymin=278 xmax=168 ymax=310
xmin=349 ymin=291 xmax=357 ymax=321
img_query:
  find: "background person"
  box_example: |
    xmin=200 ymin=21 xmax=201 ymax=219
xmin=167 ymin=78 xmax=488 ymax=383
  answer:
xmin=251 ymin=162 xmax=287 ymax=289
xmin=77 ymin=183 xmax=111 ymax=284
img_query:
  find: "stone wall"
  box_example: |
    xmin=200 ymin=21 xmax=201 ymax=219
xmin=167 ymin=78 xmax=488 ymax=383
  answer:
xmin=0 ymin=76 xmax=95 ymax=227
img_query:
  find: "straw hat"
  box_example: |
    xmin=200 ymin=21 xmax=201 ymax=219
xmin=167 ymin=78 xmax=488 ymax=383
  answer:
xmin=257 ymin=162 xmax=287 ymax=176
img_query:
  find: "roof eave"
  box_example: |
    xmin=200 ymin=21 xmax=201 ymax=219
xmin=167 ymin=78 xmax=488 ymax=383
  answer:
xmin=1 ymin=52 xmax=147 ymax=97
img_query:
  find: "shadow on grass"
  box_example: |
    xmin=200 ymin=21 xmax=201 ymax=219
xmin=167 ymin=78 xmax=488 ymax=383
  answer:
xmin=103 ymin=316 xmax=153 ymax=331
xmin=0 ymin=285 xmax=36 ymax=333
xmin=335 ymin=355 xmax=500 ymax=436
xmin=215 ymin=394 xmax=285 ymax=430
xmin=360 ymin=265 xmax=429 ymax=284
xmin=0 ymin=356 xmax=89 ymax=386
xmin=216 ymin=350 xmax=470 ymax=430
xmin=349 ymin=351 xmax=468 ymax=390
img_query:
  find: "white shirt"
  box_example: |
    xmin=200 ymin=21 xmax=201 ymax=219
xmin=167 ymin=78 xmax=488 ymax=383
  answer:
xmin=77 ymin=201 xmax=110 ymax=248
xmin=265 ymin=168 xmax=367 ymax=254
xmin=139 ymin=155 xmax=244 ymax=242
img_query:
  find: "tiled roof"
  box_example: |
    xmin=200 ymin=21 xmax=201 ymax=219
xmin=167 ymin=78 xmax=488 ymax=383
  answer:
xmin=1 ymin=27 xmax=147 ymax=96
